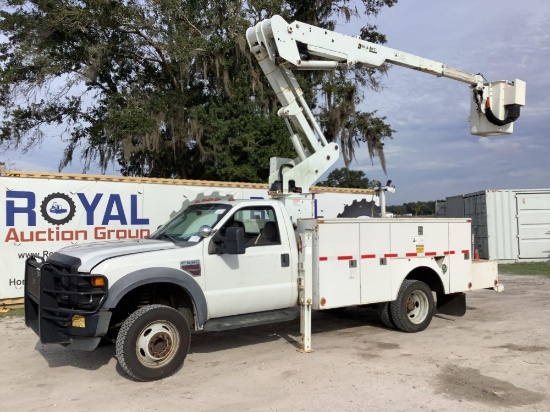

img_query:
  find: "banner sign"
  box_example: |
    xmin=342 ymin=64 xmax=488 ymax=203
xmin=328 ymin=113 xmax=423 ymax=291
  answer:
xmin=1 ymin=176 xmax=376 ymax=299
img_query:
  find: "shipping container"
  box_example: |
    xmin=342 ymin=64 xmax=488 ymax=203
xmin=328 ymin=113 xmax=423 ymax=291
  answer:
xmin=443 ymin=189 xmax=550 ymax=262
xmin=435 ymin=200 xmax=447 ymax=217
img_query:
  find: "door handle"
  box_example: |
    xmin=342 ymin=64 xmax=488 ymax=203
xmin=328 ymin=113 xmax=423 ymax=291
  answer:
xmin=281 ymin=253 xmax=290 ymax=267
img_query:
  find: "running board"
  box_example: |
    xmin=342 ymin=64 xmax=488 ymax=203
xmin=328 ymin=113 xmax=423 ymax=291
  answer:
xmin=203 ymin=308 xmax=299 ymax=332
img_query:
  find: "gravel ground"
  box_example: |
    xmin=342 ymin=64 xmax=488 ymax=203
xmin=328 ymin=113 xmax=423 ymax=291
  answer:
xmin=1 ymin=273 xmax=549 ymax=411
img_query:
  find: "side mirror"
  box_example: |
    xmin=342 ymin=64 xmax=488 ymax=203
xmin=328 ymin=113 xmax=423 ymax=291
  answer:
xmin=210 ymin=226 xmax=246 ymax=255
xmin=199 ymin=225 xmax=213 ymax=238
xmin=224 ymin=226 xmax=246 ymax=254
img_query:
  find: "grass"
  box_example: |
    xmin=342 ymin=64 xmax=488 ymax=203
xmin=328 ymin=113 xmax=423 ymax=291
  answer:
xmin=498 ymin=261 xmax=550 ymax=276
xmin=0 ymin=307 xmax=25 ymax=317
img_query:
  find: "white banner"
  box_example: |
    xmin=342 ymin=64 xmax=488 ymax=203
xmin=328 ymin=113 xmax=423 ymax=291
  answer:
xmin=1 ymin=176 xmax=376 ymax=299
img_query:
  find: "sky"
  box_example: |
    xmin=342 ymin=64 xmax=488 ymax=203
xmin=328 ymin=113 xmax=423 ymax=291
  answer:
xmin=333 ymin=0 xmax=550 ymax=204
xmin=2 ymin=0 xmax=549 ymax=205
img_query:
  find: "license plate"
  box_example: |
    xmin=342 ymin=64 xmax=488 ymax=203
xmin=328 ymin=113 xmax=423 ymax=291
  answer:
xmin=72 ymin=315 xmax=86 ymax=328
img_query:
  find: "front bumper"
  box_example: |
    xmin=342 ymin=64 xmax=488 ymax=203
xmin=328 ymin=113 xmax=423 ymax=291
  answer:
xmin=24 ymin=255 xmax=111 ymax=350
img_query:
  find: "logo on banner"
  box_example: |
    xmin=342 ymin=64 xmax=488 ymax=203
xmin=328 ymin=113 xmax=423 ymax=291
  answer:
xmin=40 ymin=193 xmax=76 ymax=225
xmin=4 ymin=190 xmax=151 ymax=243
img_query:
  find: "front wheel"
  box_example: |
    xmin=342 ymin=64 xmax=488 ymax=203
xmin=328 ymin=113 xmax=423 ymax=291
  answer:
xmin=390 ymin=280 xmax=434 ymax=333
xmin=116 ymin=304 xmax=191 ymax=381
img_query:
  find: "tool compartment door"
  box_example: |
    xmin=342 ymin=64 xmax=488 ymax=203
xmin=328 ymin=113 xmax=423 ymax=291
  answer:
xmin=448 ymin=221 xmax=473 ymax=292
xmin=359 ymin=221 xmax=392 ymax=303
xmin=315 ymin=222 xmax=360 ymax=308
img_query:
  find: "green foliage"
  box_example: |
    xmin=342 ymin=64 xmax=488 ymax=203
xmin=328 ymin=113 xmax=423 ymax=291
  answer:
xmin=316 ymin=167 xmax=370 ymax=189
xmin=0 ymin=0 xmax=397 ymax=180
xmin=387 ymin=200 xmax=444 ymax=216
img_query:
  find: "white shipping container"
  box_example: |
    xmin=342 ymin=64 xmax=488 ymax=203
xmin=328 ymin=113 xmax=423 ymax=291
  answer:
xmin=444 ymin=189 xmax=550 ymax=262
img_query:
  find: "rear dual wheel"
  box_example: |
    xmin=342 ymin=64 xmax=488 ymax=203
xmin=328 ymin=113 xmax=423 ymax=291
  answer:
xmin=390 ymin=280 xmax=434 ymax=333
xmin=377 ymin=301 xmax=396 ymax=329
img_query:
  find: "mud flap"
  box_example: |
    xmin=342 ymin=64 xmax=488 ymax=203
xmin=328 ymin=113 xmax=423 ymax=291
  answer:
xmin=437 ymin=292 xmax=466 ymax=317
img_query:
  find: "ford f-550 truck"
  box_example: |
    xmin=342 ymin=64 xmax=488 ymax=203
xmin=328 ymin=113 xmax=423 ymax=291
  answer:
xmin=25 ymin=15 xmax=525 ymax=381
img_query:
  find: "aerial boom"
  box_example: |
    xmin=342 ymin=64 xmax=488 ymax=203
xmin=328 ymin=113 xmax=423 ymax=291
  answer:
xmin=246 ymin=15 xmax=526 ymax=195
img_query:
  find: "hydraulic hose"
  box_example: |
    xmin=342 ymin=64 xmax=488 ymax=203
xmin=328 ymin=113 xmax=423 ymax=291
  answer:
xmin=484 ymin=98 xmax=521 ymax=126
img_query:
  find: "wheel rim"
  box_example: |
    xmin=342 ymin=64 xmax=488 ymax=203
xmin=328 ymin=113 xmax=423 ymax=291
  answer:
xmin=405 ymin=290 xmax=430 ymax=324
xmin=136 ymin=321 xmax=180 ymax=367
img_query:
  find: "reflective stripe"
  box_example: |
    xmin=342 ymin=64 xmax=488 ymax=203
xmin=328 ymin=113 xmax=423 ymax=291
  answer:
xmin=319 ymin=251 xmax=464 ymax=260
xmin=361 ymin=254 xmax=376 ymax=259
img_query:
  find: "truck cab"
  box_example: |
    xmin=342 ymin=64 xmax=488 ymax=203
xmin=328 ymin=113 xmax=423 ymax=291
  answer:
xmin=25 ymin=199 xmax=301 ymax=380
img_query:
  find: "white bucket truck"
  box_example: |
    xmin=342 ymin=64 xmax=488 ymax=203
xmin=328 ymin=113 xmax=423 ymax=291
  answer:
xmin=25 ymin=15 xmax=525 ymax=381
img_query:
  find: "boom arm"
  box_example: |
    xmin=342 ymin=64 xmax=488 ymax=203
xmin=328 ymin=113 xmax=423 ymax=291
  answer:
xmin=246 ymin=15 xmax=526 ymax=194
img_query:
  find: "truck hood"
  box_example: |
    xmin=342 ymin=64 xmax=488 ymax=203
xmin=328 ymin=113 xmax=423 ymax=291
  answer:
xmin=53 ymin=239 xmax=180 ymax=273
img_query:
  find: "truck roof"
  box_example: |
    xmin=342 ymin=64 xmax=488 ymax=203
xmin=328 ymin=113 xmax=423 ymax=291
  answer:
xmin=197 ymin=198 xmax=281 ymax=207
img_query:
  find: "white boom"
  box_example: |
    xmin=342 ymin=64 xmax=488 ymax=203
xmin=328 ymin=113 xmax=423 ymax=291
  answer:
xmin=246 ymin=15 xmax=526 ymax=195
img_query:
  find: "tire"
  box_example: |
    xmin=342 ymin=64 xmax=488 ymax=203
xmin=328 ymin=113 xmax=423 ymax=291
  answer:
xmin=116 ymin=304 xmax=191 ymax=381
xmin=377 ymin=302 xmax=396 ymax=329
xmin=390 ymin=280 xmax=434 ymax=333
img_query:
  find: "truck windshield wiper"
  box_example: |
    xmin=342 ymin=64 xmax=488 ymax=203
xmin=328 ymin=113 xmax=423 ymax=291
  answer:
xmin=155 ymin=233 xmax=178 ymax=244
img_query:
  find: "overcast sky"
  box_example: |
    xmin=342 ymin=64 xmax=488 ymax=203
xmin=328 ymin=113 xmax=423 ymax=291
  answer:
xmin=335 ymin=0 xmax=550 ymax=204
xmin=2 ymin=0 xmax=549 ymax=205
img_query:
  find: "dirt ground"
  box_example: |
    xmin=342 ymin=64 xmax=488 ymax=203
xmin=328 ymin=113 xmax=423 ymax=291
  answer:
xmin=1 ymin=273 xmax=549 ymax=411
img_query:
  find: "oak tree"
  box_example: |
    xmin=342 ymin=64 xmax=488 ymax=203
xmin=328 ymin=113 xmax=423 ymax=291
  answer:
xmin=0 ymin=0 xmax=396 ymax=180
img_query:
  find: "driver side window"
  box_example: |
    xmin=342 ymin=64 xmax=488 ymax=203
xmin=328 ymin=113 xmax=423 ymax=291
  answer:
xmin=225 ymin=206 xmax=280 ymax=247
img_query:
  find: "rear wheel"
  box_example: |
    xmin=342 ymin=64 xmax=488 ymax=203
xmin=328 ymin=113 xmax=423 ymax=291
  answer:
xmin=116 ymin=304 xmax=191 ymax=381
xmin=377 ymin=302 xmax=396 ymax=329
xmin=390 ymin=280 xmax=434 ymax=333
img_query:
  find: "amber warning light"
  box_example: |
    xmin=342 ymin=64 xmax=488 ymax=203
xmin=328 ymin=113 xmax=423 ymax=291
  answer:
xmin=91 ymin=277 xmax=105 ymax=287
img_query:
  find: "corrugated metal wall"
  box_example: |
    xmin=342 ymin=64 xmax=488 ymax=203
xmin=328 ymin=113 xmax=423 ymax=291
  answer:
xmin=446 ymin=195 xmax=465 ymax=218
xmin=444 ymin=189 xmax=550 ymax=262
xmin=484 ymin=190 xmax=519 ymax=261
xmin=463 ymin=192 xmax=489 ymax=259
xmin=516 ymin=193 xmax=550 ymax=258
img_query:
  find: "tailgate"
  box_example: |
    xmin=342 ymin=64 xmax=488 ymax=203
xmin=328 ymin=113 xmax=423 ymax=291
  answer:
xmin=471 ymin=260 xmax=503 ymax=292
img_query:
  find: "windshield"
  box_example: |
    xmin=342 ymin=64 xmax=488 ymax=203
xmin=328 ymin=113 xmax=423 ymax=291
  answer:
xmin=151 ymin=203 xmax=232 ymax=243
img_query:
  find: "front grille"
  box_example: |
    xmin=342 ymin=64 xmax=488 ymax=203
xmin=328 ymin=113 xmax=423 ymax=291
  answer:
xmin=40 ymin=262 xmax=108 ymax=324
xmin=25 ymin=253 xmax=108 ymax=343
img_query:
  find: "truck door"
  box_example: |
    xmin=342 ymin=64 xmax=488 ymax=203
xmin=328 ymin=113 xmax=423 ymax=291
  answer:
xmin=203 ymin=205 xmax=294 ymax=318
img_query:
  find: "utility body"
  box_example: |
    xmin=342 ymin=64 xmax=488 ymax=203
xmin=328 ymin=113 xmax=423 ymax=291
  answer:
xmin=25 ymin=15 xmax=524 ymax=381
